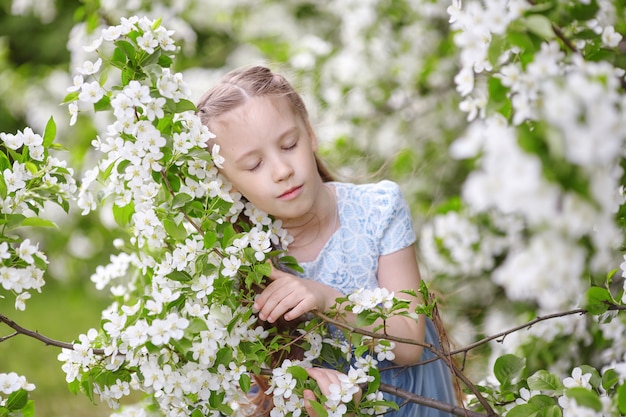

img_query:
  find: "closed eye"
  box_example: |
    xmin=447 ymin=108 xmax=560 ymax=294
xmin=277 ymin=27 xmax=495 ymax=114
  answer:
xmin=283 ymin=140 xmax=298 ymax=151
xmin=247 ymin=160 xmax=262 ymax=172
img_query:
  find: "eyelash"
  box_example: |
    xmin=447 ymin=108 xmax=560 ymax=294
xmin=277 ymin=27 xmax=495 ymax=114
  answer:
xmin=283 ymin=141 xmax=297 ymax=151
xmin=246 ymin=140 xmax=298 ymax=172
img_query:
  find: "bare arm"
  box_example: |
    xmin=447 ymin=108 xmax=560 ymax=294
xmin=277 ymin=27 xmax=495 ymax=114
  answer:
xmin=374 ymin=244 xmax=425 ymax=365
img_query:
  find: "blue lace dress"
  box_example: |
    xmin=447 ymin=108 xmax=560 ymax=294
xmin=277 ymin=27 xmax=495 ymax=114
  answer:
xmin=296 ymin=180 xmax=456 ymax=417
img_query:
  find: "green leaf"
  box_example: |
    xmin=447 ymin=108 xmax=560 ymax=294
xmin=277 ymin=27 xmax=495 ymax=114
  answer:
xmin=254 ymin=262 xmax=272 ymax=277
xmin=115 ymin=40 xmax=137 ymax=65
xmin=186 ymin=318 xmax=208 ymax=333
xmin=116 ymin=159 xmax=131 ymax=175
xmin=309 ymin=400 xmax=328 ymax=417
xmin=178 ymin=201 xmax=200 ymax=219
xmin=217 ymin=403 xmax=233 ymax=415
xmin=171 ymin=192 xmax=193 ymax=209
xmin=287 ymin=365 xmax=309 ymax=381
xmin=215 ymin=347 xmax=233 ymax=367
xmin=354 ymin=344 xmax=369 ymax=358
xmin=171 ymin=337 xmax=192 ymax=355
xmin=171 ymin=98 xmax=197 ymax=114
xmin=5 ymin=389 xmax=28 ymax=411
xmin=221 ymin=223 xmax=236 ymax=247
xmin=208 ymin=390 xmax=225 ymax=409
xmin=494 ymin=354 xmax=525 ymax=387
xmin=42 ymin=116 xmax=57 ymax=147
xmin=163 ymin=218 xmax=188 ymax=241
xmin=203 ymin=230 xmax=217 ymax=250
xmin=24 ymin=162 xmax=38 ymax=175
xmin=523 ymin=15 xmax=555 ymax=40
xmin=111 ymin=46 xmax=128 ymax=69
xmin=121 ymin=67 xmax=137 ymax=84
xmin=62 ymin=91 xmax=79 ymax=104
xmin=578 ymin=365 xmax=601 ymax=388
xmin=528 ymin=394 xmax=557 ymax=408
xmin=5 ymin=214 xmax=26 ymax=230
xmin=158 ymin=54 xmax=173 ymax=68
xmin=618 ymin=383 xmax=626 ymax=415
xmin=508 ymin=396 xmax=556 ymax=417
xmin=601 ymin=368 xmax=619 ymax=392
xmin=0 ymin=173 xmax=7 ymax=199
xmin=167 ymin=270 xmax=193 ymax=282
xmin=355 ymin=311 xmax=379 ymax=327
xmin=585 ymin=286 xmax=612 ymax=315
xmin=94 ymin=94 xmax=111 ymax=112
xmin=277 ymin=255 xmax=304 ymax=273
xmin=542 ymin=405 xmax=563 ymax=417
xmin=506 ymin=403 xmax=541 ymax=417
xmin=569 ymin=0 xmax=600 ymax=21
xmin=506 ymin=29 xmax=537 ymax=54
xmin=20 ymin=400 xmax=35 ymax=417
xmin=565 ymin=387 xmax=602 ymax=411
xmin=68 ymin=379 xmax=80 ymax=395
xmin=113 ymin=202 xmax=135 ymax=227
xmin=527 ymin=370 xmax=562 ymax=393
xmin=239 ymin=373 xmax=251 ymax=394
xmin=21 ymin=217 xmax=58 ymax=228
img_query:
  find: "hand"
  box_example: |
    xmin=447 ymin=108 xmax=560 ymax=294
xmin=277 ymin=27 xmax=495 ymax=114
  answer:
xmin=253 ymin=264 xmax=342 ymax=323
xmin=303 ymin=368 xmax=362 ymax=417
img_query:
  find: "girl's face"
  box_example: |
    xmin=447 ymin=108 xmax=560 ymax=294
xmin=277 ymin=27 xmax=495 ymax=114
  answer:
xmin=211 ymin=95 xmax=324 ymax=223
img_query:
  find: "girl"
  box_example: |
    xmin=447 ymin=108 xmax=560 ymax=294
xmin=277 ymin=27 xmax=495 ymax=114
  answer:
xmin=196 ymin=65 xmax=456 ymax=416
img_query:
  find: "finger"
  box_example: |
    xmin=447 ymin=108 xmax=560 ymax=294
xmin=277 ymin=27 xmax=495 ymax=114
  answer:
xmin=256 ymin=280 xmax=300 ymax=322
xmin=282 ymin=298 xmax=316 ymax=321
xmin=303 ymin=389 xmax=319 ymax=417
xmin=253 ymin=273 xmax=290 ymax=314
xmin=306 ymin=368 xmax=336 ymax=396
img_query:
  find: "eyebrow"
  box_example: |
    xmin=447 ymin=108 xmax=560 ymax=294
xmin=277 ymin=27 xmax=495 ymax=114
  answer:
xmin=234 ymin=126 xmax=299 ymax=164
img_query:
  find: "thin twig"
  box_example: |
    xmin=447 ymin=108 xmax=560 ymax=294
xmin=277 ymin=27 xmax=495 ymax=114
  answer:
xmin=160 ymin=170 xmax=205 ymax=236
xmin=449 ymin=305 xmax=625 ymax=357
xmin=0 ymin=331 xmax=18 ymax=343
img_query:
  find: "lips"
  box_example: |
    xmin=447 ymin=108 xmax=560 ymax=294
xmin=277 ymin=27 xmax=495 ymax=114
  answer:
xmin=278 ymin=185 xmax=302 ymax=199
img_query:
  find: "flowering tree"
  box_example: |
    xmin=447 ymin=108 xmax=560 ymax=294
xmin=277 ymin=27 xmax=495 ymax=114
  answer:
xmin=0 ymin=1 xmax=625 ymax=417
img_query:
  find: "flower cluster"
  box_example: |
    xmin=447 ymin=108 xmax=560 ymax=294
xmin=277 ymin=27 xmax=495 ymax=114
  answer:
xmin=266 ymin=359 xmax=376 ymax=417
xmin=503 ymin=365 xmax=624 ymax=417
xmin=0 ymin=372 xmax=35 ymax=404
xmin=0 ymin=121 xmax=78 ymax=310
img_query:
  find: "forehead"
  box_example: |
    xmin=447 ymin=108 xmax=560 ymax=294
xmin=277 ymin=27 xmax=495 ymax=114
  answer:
xmin=212 ymin=95 xmax=299 ymax=141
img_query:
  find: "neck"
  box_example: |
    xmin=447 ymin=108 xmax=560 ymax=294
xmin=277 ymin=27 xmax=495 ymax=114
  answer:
xmin=283 ymin=183 xmax=337 ymax=251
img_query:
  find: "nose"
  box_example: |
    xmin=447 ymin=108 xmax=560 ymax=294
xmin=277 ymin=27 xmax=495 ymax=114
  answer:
xmin=272 ymin=154 xmax=294 ymax=182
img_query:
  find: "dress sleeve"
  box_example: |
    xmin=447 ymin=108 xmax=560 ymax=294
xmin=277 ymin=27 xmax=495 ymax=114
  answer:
xmin=375 ymin=180 xmax=417 ymax=255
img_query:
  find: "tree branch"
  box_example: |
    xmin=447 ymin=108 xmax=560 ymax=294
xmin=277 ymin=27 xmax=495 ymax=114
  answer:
xmin=0 ymin=313 xmax=105 ymax=355
xmin=379 ymin=383 xmax=494 ymax=417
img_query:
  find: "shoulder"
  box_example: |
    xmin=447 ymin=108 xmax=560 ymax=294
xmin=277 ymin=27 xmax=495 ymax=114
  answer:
xmin=334 ymin=180 xmax=409 ymax=225
xmin=334 ymin=180 xmax=403 ymax=202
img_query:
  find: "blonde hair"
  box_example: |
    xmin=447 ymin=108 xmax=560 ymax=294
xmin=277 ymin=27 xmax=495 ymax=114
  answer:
xmin=196 ymin=65 xmax=334 ymax=182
